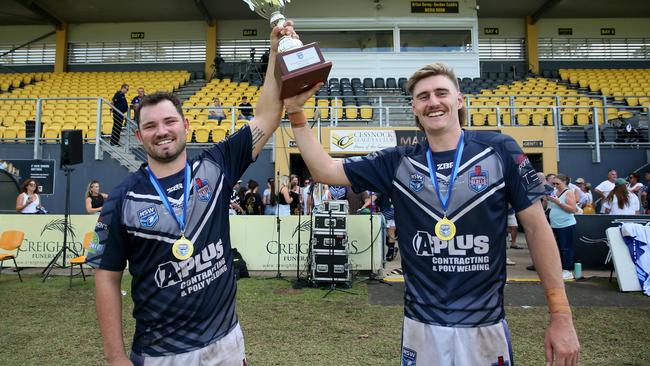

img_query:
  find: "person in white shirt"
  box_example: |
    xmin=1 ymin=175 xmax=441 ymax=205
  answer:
xmin=594 ymin=169 xmax=617 ymax=213
xmin=573 ymin=177 xmax=591 ymax=208
xmin=15 ymin=179 xmax=43 ymax=214
xmin=627 ymin=173 xmax=644 ymax=213
xmin=603 ymin=178 xmax=640 ymax=215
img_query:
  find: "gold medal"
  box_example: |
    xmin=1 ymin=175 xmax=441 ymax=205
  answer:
xmin=434 ymin=217 xmax=456 ymax=241
xmin=172 ymin=236 xmax=194 ymax=260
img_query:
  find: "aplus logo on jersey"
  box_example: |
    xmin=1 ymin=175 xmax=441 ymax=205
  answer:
xmin=412 ymin=231 xmax=489 ymax=256
xmin=155 ymin=240 xmax=225 ymax=292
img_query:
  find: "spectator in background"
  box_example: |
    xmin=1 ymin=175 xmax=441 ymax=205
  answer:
xmin=238 ymin=96 xmax=254 ymax=121
xmin=289 ymin=181 xmax=301 ymax=215
xmin=16 ymin=179 xmax=43 ymax=214
xmin=229 ymin=180 xmax=243 ymax=215
xmin=244 ymin=180 xmax=262 ymax=215
xmin=260 ymin=49 xmax=270 ymax=76
xmin=208 ymin=97 xmax=226 ymax=125
xmin=85 ymin=180 xmax=109 ymax=214
xmin=547 ymin=174 xmax=577 ymax=280
xmin=110 ymin=83 xmax=129 ymax=145
xmin=301 ymin=178 xmax=312 ymax=214
xmin=277 ymin=175 xmax=293 ymax=216
xmin=642 ymin=171 xmax=650 ymax=214
xmin=131 ymin=87 xmax=145 ymax=120
xmin=347 ymin=188 xmax=369 ymax=215
xmin=594 ymin=169 xmax=617 ymax=213
xmin=627 ymin=173 xmax=644 ymax=213
xmin=574 ymin=177 xmax=592 ymax=209
xmin=603 ymin=178 xmax=640 ymax=215
xmin=263 ymin=177 xmax=277 ymax=215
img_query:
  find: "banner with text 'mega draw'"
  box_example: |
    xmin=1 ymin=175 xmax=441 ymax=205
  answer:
xmin=0 ymin=215 xmax=382 ymax=271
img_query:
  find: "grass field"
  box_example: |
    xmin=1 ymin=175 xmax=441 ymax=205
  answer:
xmin=1 ymin=274 xmax=650 ymax=365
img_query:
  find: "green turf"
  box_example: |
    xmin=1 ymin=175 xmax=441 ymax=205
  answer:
xmin=1 ymin=274 xmax=649 ymax=365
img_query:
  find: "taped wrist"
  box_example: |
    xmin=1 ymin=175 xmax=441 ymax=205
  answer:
xmin=288 ymin=110 xmax=307 ymax=128
xmin=545 ymin=288 xmax=571 ymax=313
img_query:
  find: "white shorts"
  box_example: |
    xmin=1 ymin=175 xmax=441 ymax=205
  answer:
xmin=401 ymin=317 xmax=513 ymax=366
xmin=130 ymin=323 xmax=246 ymax=366
xmin=507 ymin=213 xmax=517 ymax=227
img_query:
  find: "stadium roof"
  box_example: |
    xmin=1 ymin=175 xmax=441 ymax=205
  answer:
xmin=1 ymin=0 xmax=649 ymax=27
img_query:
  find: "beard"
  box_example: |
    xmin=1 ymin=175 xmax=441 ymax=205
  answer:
xmin=145 ymin=139 xmax=186 ymax=163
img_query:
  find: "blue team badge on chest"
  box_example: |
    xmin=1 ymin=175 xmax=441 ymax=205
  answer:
xmin=138 ymin=206 xmax=159 ymax=228
xmin=402 ymin=347 xmax=417 ymax=366
xmin=194 ymin=177 xmax=212 ymax=201
xmin=409 ymin=172 xmax=424 ymax=193
xmin=469 ymin=165 xmax=489 ymax=193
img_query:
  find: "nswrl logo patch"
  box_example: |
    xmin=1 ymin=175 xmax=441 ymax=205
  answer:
xmin=469 ymin=165 xmax=489 ymax=193
xmin=194 ymin=177 xmax=213 ymax=201
xmin=138 ymin=206 xmax=159 ymax=228
xmin=409 ymin=172 xmax=424 ymax=193
xmin=402 ymin=347 xmax=416 ymax=366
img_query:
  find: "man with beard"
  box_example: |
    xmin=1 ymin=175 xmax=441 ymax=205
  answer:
xmin=284 ymin=62 xmax=580 ymax=365
xmin=87 ymin=22 xmax=294 ymax=366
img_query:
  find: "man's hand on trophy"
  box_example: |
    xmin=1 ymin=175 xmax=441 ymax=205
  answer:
xmin=283 ymin=82 xmax=323 ymax=114
xmin=271 ymin=19 xmax=298 ymax=53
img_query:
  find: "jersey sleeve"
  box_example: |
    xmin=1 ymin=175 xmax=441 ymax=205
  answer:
xmin=501 ymin=136 xmax=545 ymax=213
xmin=86 ymin=189 xmax=129 ymax=271
xmin=342 ymin=147 xmax=401 ymax=195
xmin=204 ymin=124 xmax=253 ymax=187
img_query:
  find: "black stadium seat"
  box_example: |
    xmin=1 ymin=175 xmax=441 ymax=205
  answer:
xmin=363 ymin=78 xmax=373 ymax=88
xmin=374 ymin=78 xmax=385 ymax=88
xmin=386 ymin=77 xmax=397 ymax=89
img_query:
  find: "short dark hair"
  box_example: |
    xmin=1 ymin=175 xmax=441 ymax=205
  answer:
xmin=136 ymin=92 xmax=184 ymax=126
xmin=121 ymin=83 xmax=129 ymax=89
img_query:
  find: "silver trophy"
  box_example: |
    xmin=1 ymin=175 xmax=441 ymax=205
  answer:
xmin=243 ymin=0 xmax=303 ymax=53
xmin=243 ymin=0 xmax=332 ymax=98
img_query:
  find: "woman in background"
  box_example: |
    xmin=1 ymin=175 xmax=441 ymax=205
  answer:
xmin=85 ymin=180 xmax=108 ymax=214
xmin=263 ymin=177 xmax=278 ymax=215
xmin=604 ymin=178 xmax=640 ymax=215
xmin=277 ymin=175 xmax=293 ymax=216
xmin=547 ymin=173 xmax=577 ymax=280
xmin=16 ymin=179 xmax=43 ymax=214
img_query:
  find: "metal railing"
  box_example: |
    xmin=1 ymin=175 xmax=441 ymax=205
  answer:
xmin=1 ymin=96 xmax=648 ymax=166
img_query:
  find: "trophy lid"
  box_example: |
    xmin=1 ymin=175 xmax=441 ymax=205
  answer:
xmin=243 ymin=0 xmax=291 ymax=19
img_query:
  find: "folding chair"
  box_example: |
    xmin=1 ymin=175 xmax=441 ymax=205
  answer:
xmin=69 ymin=232 xmax=95 ymax=288
xmin=0 ymin=230 xmax=25 ymax=282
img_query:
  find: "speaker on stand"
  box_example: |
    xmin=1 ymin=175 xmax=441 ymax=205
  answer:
xmin=42 ymin=130 xmax=83 ymax=280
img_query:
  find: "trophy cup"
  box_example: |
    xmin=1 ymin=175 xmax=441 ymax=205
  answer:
xmin=243 ymin=0 xmax=332 ymax=99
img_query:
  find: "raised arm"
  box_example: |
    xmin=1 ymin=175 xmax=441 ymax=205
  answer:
xmin=283 ymin=84 xmax=350 ymax=186
xmin=517 ymin=201 xmax=580 ymax=366
xmin=248 ymin=23 xmax=294 ymax=159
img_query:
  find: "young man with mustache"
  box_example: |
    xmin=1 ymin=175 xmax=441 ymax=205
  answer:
xmin=284 ymin=63 xmax=580 ymax=366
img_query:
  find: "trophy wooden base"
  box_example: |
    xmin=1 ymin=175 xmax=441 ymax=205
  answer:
xmin=276 ymin=42 xmax=333 ymax=100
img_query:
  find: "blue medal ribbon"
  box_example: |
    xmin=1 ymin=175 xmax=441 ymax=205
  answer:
xmin=146 ymin=162 xmax=191 ymax=235
xmin=426 ymin=131 xmax=465 ymax=214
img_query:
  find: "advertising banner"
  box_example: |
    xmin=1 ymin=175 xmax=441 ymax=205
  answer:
xmin=330 ymin=129 xmax=396 ymax=153
xmin=1 ymin=215 xmax=382 ymax=271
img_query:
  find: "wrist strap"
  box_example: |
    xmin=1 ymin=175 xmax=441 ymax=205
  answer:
xmin=545 ymin=288 xmax=571 ymax=313
xmin=288 ymin=110 xmax=307 ymax=128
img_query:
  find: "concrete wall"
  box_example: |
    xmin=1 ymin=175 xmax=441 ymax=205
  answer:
xmin=557 ymin=147 xmax=648 ymax=186
xmin=0 ymin=144 xmax=274 ymax=214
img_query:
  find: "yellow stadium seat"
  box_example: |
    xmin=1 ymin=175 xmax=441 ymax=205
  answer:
xmin=575 ymin=112 xmax=590 ymax=126
xmin=360 ymin=106 xmax=373 ymax=120
xmin=471 ymin=112 xmax=486 ymax=126
xmin=194 ymin=126 xmax=211 ymax=143
xmin=235 ymin=120 xmax=248 ymax=130
xmin=561 ymin=111 xmax=575 ymax=126
xmin=345 ymin=106 xmax=358 ymax=119
xmin=515 ymin=112 xmax=530 ymax=126
xmin=211 ymin=126 xmax=228 ymax=142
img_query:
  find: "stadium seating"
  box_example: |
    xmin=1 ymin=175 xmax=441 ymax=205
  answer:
xmin=0 ymin=71 xmax=190 ymax=141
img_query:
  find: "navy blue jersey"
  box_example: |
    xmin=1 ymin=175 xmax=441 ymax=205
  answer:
xmin=343 ymin=130 xmax=544 ymax=327
xmin=87 ymin=125 xmax=254 ymax=356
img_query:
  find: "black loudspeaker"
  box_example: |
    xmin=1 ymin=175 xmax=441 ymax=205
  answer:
xmin=61 ymin=129 xmax=83 ymax=167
